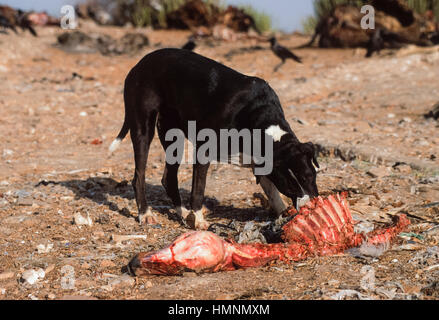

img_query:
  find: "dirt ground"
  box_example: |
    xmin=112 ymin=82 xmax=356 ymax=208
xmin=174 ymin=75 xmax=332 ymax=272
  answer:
xmin=0 ymin=22 xmax=438 ymax=300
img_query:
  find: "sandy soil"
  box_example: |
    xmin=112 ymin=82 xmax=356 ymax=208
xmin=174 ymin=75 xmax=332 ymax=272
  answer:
xmin=0 ymin=23 xmax=438 ymax=300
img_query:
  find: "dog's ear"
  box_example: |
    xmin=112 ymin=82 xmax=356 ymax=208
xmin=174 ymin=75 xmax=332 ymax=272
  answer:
xmin=300 ymin=142 xmax=320 ymax=169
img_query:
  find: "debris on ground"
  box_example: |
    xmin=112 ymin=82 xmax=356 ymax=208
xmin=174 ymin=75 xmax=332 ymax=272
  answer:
xmin=57 ymin=31 xmax=149 ymax=56
xmin=73 ymin=212 xmax=93 ymax=226
xmin=20 ymin=269 xmax=45 ymax=285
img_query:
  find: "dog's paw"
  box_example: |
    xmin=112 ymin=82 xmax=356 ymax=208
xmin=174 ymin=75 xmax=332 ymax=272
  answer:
xmin=186 ymin=207 xmax=210 ymax=230
xmin=138 ymin=208 xmax=158 ymax=225
xmin=176 ymin=207 xmax=190 ymax=220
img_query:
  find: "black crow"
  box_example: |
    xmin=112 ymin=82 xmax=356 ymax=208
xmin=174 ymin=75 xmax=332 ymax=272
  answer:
xmin=366 ymin=28 xmax=404 ymax=58
xmin=428 ymin=32 xmax=439 ymax=45
xmin=0 ymin=13 xmax=16 ymax=34
xmin=182 ymin=36 xmax=196 ymax=51
xmin=16 ymin=10 xmax=37 ymax=37
xmin=269 ymin=37 xmax=302 ymax=72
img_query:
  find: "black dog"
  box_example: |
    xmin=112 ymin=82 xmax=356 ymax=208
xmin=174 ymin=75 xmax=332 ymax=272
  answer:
xmin=110 ymin=49 xmax=319 ymax=229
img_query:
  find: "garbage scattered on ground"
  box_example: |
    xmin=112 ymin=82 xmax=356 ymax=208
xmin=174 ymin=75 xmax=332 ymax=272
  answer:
xmin=57 ymin=31 xmax=150 ymax=56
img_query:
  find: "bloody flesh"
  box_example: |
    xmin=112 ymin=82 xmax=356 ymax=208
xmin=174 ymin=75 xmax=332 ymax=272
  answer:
xmin=129 ymin=193 xmax=410 ymax=276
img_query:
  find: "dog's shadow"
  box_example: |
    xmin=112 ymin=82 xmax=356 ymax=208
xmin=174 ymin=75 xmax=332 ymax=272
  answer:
xmin=37 ymin=177 xmax=266 ymax=223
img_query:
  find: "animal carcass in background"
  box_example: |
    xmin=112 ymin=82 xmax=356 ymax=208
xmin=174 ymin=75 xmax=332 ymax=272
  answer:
xmin=128 ymin=193 xmax=410 ymax=276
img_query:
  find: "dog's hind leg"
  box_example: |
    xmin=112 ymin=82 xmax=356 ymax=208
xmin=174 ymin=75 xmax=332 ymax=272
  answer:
xmin=188 ymin=163 xmax=211 ymax=230
xmin=157 ymin=117 xmax=190 ymax=223
xmin=130 ymin=109 xmax=158 ymax=225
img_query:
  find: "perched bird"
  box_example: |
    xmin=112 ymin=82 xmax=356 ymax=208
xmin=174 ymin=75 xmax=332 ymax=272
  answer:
xmin=366 ymin=28 xmax=403 ymax=58
xmin=182 ymin=36 xmax=196 ymax=51
xmin=0 ymin=6 xmax=37 ymax=37
xmin=428 ymin=31 xmax=439 ymax=45
xmin=269 ymin=37 xmax=302 ymax=72
xmin=0 ymin=13 xmax=16 ymax=34
xmin=16 ymin=9 xmax=37 ymax=37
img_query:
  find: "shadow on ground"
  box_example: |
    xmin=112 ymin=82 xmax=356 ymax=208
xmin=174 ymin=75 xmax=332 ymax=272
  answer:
xmin=35 ymin=177 xmax=268 ymax=223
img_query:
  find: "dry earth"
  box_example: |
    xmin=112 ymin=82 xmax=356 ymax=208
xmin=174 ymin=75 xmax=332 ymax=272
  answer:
xmin=0 ymin=23 xmax=438 ymax=300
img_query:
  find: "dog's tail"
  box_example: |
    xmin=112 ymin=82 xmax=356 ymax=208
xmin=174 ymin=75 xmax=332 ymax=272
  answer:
xmin=109 ymin=119 xmax=129 ymax=154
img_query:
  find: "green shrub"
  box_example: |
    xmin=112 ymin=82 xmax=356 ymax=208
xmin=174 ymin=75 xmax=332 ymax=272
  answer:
xmin=239 ymin=4 xmax=272 ymax=33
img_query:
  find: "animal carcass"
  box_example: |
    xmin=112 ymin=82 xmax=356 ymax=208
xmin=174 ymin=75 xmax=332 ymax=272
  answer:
xmin=128 ymin=193 xmax=410 ymax=276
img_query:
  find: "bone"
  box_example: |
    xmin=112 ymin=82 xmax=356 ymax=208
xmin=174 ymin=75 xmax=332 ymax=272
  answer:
xmin=112 ymin=234 xmax=147 ymax=245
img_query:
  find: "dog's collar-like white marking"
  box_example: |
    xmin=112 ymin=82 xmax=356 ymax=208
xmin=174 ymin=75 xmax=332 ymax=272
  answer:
xmin=265 ymin=125 xmax=287 ymax=142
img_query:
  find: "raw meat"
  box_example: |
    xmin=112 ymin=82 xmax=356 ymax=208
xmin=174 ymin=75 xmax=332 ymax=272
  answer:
xmin=128 ymin=193 xmax=410 ymax=276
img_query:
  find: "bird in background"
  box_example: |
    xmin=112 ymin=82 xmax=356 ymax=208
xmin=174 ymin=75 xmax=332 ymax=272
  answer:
xmin=16 ymin=9 xmax=37 ymax=37
xmin=0 ymin=14 xmax=16 ymax=34
xmin=365 ymin=27 xmax=404 ymax=58
xmin=269 ymin=37 xmax=302 ymax=72
xmin=182 ymin=36 xmax=196 ymax=51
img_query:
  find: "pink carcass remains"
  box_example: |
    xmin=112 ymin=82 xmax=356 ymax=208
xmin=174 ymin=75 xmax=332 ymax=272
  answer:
xmin=128 ymin=193 xmax=410 ymax=276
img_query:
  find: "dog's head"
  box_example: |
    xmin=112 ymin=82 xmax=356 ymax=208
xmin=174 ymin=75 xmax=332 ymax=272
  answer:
xmin=262 ymin=140 xmax=319 ymax=206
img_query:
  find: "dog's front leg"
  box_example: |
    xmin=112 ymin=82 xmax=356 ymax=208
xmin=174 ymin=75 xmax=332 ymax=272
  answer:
xmin=188 ymin=163 xmax=211 ymax=230
xmin=259 ymin=176 xmax=287 ymax=216
xmin=161 ymin=163 xmax=190 ymax=223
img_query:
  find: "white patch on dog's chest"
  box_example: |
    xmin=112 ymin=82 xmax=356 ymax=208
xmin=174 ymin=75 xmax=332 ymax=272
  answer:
xmin=265 ymin=125 xmax=287 ymax=142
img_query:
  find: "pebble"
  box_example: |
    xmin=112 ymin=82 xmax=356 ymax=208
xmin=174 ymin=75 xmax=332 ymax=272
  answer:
xmin=102 ymin=274 xmax=134 ymax=291
xmin=73 ymin=212 xmax=93 ymax=226
xmin=0 ymin=271 xmax=14 ymax=280
xmin=2 ymin=149 xmax=13 ymax=157
xmin=37 ymin=243 xmax=53 ymax=254
xmin=20 ymin=269 xmax=45 ymax=285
